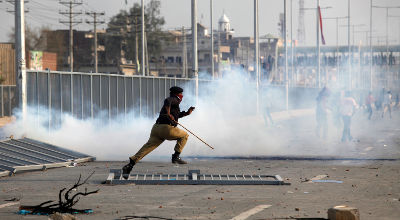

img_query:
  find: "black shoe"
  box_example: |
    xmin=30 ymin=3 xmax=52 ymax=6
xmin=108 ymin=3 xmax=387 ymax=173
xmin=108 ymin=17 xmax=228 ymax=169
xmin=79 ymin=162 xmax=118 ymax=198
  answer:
xmin=122 ymin=159 xmax=135 ymax=180
xmin=172 ymin=154 xmax=187 ymax=164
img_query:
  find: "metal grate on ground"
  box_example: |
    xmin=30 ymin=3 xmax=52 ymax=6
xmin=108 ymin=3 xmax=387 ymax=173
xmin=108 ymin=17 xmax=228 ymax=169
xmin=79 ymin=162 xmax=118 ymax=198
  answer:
xmin=0 ymin=138 xmax=95 ymax=177
xmin=106 ymin=169 xmax=290 ymax=185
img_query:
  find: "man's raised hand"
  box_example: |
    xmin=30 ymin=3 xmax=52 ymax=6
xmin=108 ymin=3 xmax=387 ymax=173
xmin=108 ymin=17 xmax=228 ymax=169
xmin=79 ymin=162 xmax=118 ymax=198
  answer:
xmin=188 ymin=106 xmax=195 ymax=115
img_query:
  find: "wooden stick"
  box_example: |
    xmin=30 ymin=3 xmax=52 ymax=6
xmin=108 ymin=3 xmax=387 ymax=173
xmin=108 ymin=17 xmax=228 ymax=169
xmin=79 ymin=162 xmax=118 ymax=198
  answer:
xmin=176 ymin=121 xmax=214 ymax=150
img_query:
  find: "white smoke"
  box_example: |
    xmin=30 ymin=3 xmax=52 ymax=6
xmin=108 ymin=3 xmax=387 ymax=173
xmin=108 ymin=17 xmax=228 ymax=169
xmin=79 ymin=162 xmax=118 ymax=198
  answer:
xmin=2 ymin=68 xmax=394 ymax=161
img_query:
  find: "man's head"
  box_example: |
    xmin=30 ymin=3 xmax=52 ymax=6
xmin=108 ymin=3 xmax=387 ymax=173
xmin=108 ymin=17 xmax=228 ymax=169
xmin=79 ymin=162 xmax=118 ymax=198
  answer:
xmin=170 ymin=86 xmax=184 ymax=101
xmin=170 ymin=86 xmax=183 ymax=95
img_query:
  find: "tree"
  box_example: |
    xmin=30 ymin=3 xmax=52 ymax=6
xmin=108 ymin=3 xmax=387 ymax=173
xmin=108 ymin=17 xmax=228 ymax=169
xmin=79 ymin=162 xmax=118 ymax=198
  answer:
xmin=105 ymin=0 xmax=169 ymax=67
xmin=8 ymin=24 xmax=51 ymax=52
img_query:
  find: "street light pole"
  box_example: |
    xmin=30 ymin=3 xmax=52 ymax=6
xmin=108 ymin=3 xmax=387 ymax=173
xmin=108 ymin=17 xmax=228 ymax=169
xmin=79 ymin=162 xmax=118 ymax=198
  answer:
xmin=316 ymin=0 xmax=320 ymax=88
xmin=388 ymin=15 xmax=400 ymax=44
xmin=323 ymin=16 xmax=348 ymax=82
xmin=372 ymin=5 xmax=400 ymax=85
xmin=254 ymin=0 xmax=260 ymax=113
xmin=299 ymin=5 xmax=331 ymax=88
xmin=191 ymin=0 xmax=198 ymax=100
xmin=348 ymin=0 xmax=351 ymax=90
xmin=210 ymin=0 xmax=214 ymax=79
xmin=141 ymin=0 xmax=145 ymax=76
xmin=15 ymin=0 xmax=27 ymax=121
xmin=386 ymin=8 xmax=388 ymax=69
xmin=291 ymin=0 xmax=294 ymax=87
xmin=284 ymin=0 xmax=288 ymax=110
xmin=370 ymin=0 xmax=373 ymax=91
xmin=341 ymin=23 xmax=365 ymax=89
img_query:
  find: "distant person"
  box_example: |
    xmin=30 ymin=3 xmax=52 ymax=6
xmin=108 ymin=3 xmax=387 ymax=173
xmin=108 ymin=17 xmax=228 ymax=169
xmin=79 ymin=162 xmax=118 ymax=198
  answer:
xmin=365 ymin=91 xmax=375 ymax=120
xmin=376 ymin=88 xmax=385 ymax=111
xmin=263 ymin=89 xmax=274 ymax=127
xmin=340 ymin=91 xmax=358 ymax=142
xmin=267 ymin=55 xmax=273 ymax=72
xmin=122 ymin=86 xmax=195 ymax=179
xmin=331 ymin=91 xmax=344 ymax=136
xmin=315 ymin=87 xmax=330 ymax=139
xmin=382 ymin=91 xmax=392 ymax=119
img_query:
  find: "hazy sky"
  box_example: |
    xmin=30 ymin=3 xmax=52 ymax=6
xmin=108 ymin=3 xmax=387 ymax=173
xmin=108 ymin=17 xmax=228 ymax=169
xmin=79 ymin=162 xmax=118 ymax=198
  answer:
xmin=0 ymin=0 xmax=399 ymax=46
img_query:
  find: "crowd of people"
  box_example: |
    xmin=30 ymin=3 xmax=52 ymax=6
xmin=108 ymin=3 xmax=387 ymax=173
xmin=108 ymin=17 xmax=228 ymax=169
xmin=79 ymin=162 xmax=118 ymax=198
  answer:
xmin=314 ymin=86 xmax=399 ymax=142
xmin=275 ymin=52 xmax=398 ymax=67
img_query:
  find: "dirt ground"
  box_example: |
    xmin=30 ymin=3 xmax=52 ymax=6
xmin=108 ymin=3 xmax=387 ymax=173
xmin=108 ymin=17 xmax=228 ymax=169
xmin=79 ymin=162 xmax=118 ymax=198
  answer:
xmin=0 ymin=111 xmax=399 ymax=220
xmin=0 ymin=159 xmax=399 ymax=220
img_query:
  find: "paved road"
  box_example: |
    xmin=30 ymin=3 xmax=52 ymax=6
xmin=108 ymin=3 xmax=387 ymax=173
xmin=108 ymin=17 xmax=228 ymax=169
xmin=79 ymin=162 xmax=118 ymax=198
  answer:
xmin=0 ymin=111 xmax=398 ymax=220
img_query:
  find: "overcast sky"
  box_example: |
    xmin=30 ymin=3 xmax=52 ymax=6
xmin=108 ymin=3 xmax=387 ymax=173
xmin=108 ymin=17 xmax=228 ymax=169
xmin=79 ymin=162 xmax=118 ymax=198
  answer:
xmin=0 ymin=0 xmax=399 ymax=46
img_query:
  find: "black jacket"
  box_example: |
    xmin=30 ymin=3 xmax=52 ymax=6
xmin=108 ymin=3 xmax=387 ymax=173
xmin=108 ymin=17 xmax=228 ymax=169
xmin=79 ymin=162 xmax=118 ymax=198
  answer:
xmin=156 ymin=96 xmax=188 ymax=126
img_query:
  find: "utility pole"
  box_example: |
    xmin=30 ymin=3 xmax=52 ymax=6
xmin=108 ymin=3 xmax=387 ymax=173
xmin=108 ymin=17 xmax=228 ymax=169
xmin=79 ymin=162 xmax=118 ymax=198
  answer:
xmin=370 ymin=0 xmax=373 ymax=91
xmin=341 ymin=23 xmax=365 ymax=89
xmin=388 ymin=16 xmax=400 ymax=44
xmin=290 ymin=0 xmax=294 ymax=86
xmin=191 ymin=0 xmax=198 ymax=100
xmin=59 ymin=0 xmax=82 ymax=72
xmin=182 ymin=27 xmax=187 ymax=78
xmin=372 ymin=5 xmax=400 ymax=79
xmin=144 ymin=33 xmax=150 ymax=76
xmin=348 ymin=0 xmax=351 ymax=90
xmin=316 ymin=0 xmax=320 ymax=88
xmin=324 ymin=16 xmax=348 ymax=80
xmin=210 ymin=0 xmax=214 ymax=79
xmin=86 ymin=11 xmax=105 ymax=73
xmin=299 ymin=5 xmax=331 ymax=88
xmin=218 ymin=31 xmax=221 ymax=77
xmin=284 ymin=0 xmax=288 ymax=110
xmin=134 ymin=15 xmax=139 ymax=73
xmin=298 ymin=0 xmax=305 ymax=45
xmin=15 ymin=0 xmax=27 ymax=120
xmin=141 ymin=0 xmax=145 ymax=76
xmin=254 ymin=0 xmax=260 ymax=113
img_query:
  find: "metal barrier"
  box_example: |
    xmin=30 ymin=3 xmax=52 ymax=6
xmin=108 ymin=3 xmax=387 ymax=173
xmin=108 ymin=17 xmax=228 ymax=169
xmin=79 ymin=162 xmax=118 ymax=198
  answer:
xmin=26 ymin=71 xmax=212 ymax=125
xmin=0 ymin=137 xmax=95 ymax=177
xmin=0 ymin=85 xmax=17 ymax=117
xmin=24 ymin=71 xmax=325 ymax=126
xmin=106 ymin=169 xmax=290 ymax=185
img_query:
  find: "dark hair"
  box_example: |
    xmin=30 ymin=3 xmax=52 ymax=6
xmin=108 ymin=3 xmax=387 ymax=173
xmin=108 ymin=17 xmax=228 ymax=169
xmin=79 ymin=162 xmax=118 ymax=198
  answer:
xmin=169 ymin=86 xmax=183 ymax=95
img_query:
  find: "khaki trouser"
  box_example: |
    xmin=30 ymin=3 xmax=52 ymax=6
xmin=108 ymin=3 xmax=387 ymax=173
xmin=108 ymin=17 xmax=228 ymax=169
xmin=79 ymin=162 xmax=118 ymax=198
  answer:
xmin=130 ymin=123 xmax=189 ymax=163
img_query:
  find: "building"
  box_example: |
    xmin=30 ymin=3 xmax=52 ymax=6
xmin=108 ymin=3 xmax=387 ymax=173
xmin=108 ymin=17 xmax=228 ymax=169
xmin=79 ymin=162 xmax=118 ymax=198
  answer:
xmin=0 ymin=43 xmax=57 ymax=85
xmin=151 ymin=13 xmax=281 ymax=80
xmin=153 ymin=13 xmax=257 ymax=78
xmin=0 ymin=43 xmax=15 ymax=85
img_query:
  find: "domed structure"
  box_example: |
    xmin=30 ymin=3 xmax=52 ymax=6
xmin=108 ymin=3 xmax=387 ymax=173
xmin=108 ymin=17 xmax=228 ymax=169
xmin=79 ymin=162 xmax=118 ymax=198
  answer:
xmin=219 ymin=13 xmax=230 ymax=23
xmin=218 ymin=13 xmax=231 ymax=33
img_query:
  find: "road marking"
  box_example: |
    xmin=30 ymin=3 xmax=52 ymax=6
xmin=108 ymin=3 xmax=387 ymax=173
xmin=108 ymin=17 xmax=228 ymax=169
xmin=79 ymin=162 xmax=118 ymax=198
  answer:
xmin=0 ymin=202 xmax=19 ymax=209
xmin=230 ymin=204 xmax=271 ymax=220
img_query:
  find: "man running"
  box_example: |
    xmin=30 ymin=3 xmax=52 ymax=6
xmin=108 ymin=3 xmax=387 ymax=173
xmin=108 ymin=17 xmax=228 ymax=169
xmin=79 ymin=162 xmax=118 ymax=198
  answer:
xmin=122 ymin=86 xmax=195 ymax=179
xmin=340 ymin=91 xmax=358 ymax=142
xmin=365 ymin=91 xmax=375 ymax=120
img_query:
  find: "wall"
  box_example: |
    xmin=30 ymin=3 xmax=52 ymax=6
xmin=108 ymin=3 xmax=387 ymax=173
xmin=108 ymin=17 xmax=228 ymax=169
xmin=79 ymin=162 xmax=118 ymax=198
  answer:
xmin=0 ymin=43 xmax=16 ymax=85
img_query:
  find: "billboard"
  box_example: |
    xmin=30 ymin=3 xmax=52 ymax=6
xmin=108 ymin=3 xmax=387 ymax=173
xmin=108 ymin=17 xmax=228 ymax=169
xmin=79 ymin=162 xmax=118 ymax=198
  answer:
xmin=30 ymin=51 xmax=43 ymax=70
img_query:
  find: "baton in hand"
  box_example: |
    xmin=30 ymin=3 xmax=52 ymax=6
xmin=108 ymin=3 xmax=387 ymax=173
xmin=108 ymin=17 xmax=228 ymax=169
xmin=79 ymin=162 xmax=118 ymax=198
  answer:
xmin=175 ymin=121 xmax=215 ymax=150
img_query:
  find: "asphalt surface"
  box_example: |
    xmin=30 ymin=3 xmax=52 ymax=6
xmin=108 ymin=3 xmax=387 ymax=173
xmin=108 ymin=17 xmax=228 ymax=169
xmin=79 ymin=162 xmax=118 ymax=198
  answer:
xmin=0 ymin=110 xmax=399 ymax=220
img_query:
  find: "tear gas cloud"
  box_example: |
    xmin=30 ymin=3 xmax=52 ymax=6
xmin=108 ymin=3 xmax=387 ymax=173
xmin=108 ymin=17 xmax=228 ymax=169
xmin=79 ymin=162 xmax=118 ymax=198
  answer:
xmin=2 ymin=68 xmax=395 ymax=161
